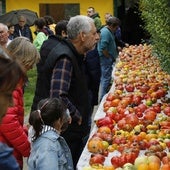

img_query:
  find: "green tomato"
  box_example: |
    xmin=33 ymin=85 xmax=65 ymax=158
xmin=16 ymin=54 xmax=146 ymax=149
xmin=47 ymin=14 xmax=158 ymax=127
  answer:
xmin=123 ymin=163 xmax=135 ymax=170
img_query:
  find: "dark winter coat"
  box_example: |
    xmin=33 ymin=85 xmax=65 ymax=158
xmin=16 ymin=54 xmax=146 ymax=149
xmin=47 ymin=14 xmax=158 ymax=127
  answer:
xmin=32 ymin=38 xmax=89 ymax=134
xmin=31 ymin=35 xmax=65 ymax=111
xmin=85 ymin=46 xmax=101 ymax=106
xmin=14 ymin=24 xmax=33 ymax=42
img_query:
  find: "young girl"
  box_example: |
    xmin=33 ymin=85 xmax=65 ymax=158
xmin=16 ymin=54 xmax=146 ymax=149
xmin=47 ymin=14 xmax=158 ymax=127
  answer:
xmin=0 ymin=37 xmax=40 ymax=169
xmin=28 ymin=98 xmax=73 ymax=170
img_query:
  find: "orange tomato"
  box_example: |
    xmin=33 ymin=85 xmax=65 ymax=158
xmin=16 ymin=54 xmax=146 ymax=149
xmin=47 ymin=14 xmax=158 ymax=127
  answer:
xmin=111 ymin=99 xmax=120 ymax=107
xmin=138 ymin=132 xmax=147 ymax=140
xmin=137 ymin=163 xmax=149 ymax=170
xmin=131 ymin=135 xmax=143 ymax=142
xmin=97 ymin=126 xmax=111 ymax=134
xmin=161 ymin=164 xmax=170 ymax=170
xmin=87 ymin=139 xmax=104 ymax=153
xmin=119 ymin=99 xmax=129 ymax=108
xmin=145 ymin=133 xmax=157 ymax=141
xmin=148 ymin=162 xmax=160 ymax=170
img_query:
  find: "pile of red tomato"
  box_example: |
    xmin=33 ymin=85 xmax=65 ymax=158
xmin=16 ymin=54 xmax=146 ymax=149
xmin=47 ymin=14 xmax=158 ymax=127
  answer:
xmin=86 ymin=44 xmax=170 ymax=170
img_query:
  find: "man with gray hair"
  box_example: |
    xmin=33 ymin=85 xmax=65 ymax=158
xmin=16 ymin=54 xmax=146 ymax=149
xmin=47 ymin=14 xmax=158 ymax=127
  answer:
xmin=0 ymin=23 xmax=11 ymax=49
xmin=14 ymin=15 xmax=33 ymax=42
xmin=31 ymin=15 xmax=99 ymax=169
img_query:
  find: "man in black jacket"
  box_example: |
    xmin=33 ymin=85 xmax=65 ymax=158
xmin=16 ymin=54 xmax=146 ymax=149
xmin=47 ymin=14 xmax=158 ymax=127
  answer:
xmin=31 ymin=15 xmax=99 ymax=169
xmin=14 ymin=15 xmax=33 ymax=42
xmin=31 ymin=20 xmax=68 ymax=112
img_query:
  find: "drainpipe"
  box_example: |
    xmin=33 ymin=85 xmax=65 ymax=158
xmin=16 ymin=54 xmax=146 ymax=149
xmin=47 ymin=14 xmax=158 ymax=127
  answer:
xmin=114 ymin=0 xmax=117 ymax=17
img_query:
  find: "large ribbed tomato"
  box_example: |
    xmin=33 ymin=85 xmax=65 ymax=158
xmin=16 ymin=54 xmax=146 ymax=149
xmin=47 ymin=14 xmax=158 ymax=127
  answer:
xmin=87 ymin=138 xmax=104 ymax=153
xmin=144 ymin=109 xmax=157 ymax=121
xmin=125 ymin=114 xmax=139 ymax=127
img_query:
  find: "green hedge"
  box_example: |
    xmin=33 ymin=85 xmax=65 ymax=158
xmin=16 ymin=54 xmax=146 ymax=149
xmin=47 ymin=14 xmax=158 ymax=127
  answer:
xmin=139 ymin=0 xmax=170 ymax=73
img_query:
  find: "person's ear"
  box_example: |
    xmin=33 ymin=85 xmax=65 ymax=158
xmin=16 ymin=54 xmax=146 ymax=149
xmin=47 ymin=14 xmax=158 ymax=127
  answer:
xmin=80 ymin=31 xmax=86 ymax=41
xmin=61 ymin=30 xmax=67 ymax=38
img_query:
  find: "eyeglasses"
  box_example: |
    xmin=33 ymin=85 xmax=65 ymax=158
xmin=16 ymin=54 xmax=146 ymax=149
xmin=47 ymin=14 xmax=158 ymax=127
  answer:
xmin=19 ymin=20 xmax=25 ymax=23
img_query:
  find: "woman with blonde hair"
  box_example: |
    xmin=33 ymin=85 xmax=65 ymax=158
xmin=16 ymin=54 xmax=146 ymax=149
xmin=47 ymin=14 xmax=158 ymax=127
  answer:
xmin=7 ymin=37 xmax=40 ymax=71
xmin=0 ymin=46 xmax=26 ymax=169
xmin=0 ymin=37 xmax=40 ymax=169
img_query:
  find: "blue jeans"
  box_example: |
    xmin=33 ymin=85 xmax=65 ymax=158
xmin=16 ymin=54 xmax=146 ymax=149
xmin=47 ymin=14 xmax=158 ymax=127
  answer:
xmin=99 ymin=56 xmax=114 ymax=101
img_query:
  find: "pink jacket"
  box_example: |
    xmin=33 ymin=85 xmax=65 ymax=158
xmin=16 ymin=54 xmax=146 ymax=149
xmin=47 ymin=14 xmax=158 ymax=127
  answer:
xmin=0 ymin=86 xmax=30 ymax=169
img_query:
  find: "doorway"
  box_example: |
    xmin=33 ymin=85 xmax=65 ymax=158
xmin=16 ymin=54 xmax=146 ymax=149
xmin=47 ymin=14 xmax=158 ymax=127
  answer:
xmin=115 ymin=0 xmax=145 ymax=45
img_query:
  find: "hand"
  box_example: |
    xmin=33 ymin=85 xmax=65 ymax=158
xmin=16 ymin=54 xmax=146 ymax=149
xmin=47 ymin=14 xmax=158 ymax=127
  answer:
xmin=125 ymin=43 xmax=129 ymax=47
xmin=68 ymin=116 xmax=72 ymax=124
xmin=117 ymin=46 xmax=122 ymax=52
xmin=71 ymin=112 xmax=82 ymax=125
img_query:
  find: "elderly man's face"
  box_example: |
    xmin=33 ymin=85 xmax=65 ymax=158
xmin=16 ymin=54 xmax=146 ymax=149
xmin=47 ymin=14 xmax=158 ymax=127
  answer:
xmin=18 ymin=17 xmax=26 ymax=27
xmin=83 ymin=23 xmax=99 ymax=53
xmin=0 ymin=28 xmax=9 ymax=45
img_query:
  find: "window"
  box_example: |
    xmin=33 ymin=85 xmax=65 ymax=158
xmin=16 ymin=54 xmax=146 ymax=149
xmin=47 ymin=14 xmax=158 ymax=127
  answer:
xmin=0 ymin=0 xmax=6 ymax=15
xmin=39 ymin=3 xmax=80 ymax=23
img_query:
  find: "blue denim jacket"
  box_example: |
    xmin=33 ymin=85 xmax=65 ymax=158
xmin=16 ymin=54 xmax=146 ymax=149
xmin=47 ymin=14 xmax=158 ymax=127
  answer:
xmin=28 ymin=128 xmax=73 ymax=170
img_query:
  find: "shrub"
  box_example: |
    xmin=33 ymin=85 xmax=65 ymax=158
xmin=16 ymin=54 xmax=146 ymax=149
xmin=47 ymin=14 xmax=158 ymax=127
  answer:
xmin=139 ymin=0 xmax=170 ymax=73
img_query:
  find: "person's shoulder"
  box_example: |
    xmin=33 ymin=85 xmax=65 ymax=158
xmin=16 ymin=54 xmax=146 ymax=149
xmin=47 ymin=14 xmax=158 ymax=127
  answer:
xmin=14 ymin=24 xmax=20 ymax=29
xmin=48 ymin=35 xmax=64 ymax=41
xmin=24 ymin=24 xmax=30 ymax=28
xmin=92 ymin=12 xmax=100 ymax=18
xmin=34 ymin=131 xmax=60 ymax=148
xmin=37 ymin=32 xmax=47 ymax=37
xmin=100 ymin=26 xmax=108 ymax=33
xmin=41 ymin=130 xmax=60 ymax=141
xmin=14 ymin=24 xmax=19 ymax=27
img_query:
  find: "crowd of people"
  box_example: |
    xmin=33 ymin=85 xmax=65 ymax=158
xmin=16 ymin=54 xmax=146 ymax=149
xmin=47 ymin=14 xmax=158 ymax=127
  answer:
xmin=0 ymin=7 xmax=128 ymax=170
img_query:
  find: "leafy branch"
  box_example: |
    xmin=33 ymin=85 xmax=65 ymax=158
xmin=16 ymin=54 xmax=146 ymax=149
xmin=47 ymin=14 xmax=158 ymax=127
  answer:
xmin=139 ymin=0 xmax=170 ymax=73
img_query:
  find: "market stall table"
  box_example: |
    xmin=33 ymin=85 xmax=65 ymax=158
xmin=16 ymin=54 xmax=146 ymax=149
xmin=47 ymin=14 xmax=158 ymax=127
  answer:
xmin=76 ymin=44 xmax=170 ymax=170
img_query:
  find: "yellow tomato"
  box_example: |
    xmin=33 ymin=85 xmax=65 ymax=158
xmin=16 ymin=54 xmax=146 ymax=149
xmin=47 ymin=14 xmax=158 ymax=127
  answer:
xmin=103 ymin=166 xmax=115 ymax=170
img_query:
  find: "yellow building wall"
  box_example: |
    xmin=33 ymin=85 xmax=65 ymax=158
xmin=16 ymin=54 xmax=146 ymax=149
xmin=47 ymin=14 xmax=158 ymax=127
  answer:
xmin=6 ymin=0 xmax=114 ymax=25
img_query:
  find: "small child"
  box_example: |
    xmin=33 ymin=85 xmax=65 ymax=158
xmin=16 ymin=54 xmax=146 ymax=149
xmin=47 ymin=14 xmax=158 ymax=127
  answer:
xmin=28 ymin=98 xmax=73 ymax=170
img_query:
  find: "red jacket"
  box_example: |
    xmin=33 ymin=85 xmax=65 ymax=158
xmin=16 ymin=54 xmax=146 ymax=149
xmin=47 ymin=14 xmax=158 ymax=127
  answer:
xmin=0 ymin=86 xmax=30 ymax=169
